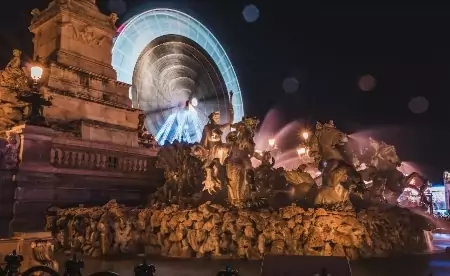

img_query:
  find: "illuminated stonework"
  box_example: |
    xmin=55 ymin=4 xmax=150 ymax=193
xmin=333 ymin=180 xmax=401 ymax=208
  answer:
xmin=112 ymin=9 xmax=244 ymax=143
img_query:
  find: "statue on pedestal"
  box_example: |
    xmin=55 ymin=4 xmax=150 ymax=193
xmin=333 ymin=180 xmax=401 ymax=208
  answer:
xmin=0 ymin=49 xmax=29 ymax=90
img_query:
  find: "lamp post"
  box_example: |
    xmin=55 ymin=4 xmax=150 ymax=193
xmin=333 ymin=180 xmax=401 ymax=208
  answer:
xmin=16 ymin=65 xmax=52 ymax=126
xmin=297 ymin=130 xmax=313 ymax=164
xmin=267 ymin=138 xmax=281 ymax=159
xmin=268 ymin=138 xmax=275 ymax=148
xmin=301 ymin=131 xmax=309 ymax=141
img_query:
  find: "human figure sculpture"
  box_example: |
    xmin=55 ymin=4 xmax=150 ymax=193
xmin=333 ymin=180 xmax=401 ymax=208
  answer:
xmin=314 ymin=166 xmax=352 ymax=206
xmin=253 ymin=151 xmax=275 ymax=193
xmin=196 ymin=92 xmax=234 ymax=193
xmin=224 ymin=116 xmax=259 ymax=206
xmin=284 ymin=164 xmax=317 ymax=203
xmin=200 ymin=92 xmax=234 ymax=163
xmin=0 ymin=49 xmax=29 ymax=89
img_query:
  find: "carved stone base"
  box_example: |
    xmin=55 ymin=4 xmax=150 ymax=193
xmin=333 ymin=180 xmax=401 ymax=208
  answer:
xmin=0 ymin=231 xmax=58 ymax=272
xmin=49 ymin=201 xmax=431 ymax=260
xmin=5 ymin=123 xmax=162 ymax=233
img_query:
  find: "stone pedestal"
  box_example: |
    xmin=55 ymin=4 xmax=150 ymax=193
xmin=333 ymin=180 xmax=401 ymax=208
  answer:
xmin=6 ymin=123 xmax=162 ymax=233
xmin=0 ymin=171 xmax=15 ymax=237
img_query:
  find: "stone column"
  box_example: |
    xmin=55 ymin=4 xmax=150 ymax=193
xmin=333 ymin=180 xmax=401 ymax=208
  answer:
xmin=0 ymin=170 xmax=15 ymax=237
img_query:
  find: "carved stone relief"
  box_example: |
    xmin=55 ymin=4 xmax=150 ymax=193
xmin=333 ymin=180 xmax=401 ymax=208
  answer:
xmin=63 ymin=23 xmax=105 ymax=46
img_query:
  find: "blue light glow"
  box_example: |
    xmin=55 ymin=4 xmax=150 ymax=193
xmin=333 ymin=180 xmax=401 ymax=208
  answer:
xmin=112 ymin=8 xmax=244 ymax=125
xmin=155 ymin=104 xmax=203 ymax=145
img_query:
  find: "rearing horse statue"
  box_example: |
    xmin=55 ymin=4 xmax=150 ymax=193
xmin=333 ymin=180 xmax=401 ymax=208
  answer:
xmin=308 ymin=121 xmax=365 ymax=199
xmin=366 ymin=138 xmax=428 ymax=205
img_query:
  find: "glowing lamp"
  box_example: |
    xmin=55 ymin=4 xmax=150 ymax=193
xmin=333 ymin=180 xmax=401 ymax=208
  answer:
xmin=297 ymin=147 xmax=306 ymax=155
xmin=302 ymin=131 xmax=309 ymax=140
xmin=191 ymin=97 xmax=198 ymax=107
xmin=268 ymin=138 xmax=275 ymax=147
xmin=30 ymin=66 xmax=43 ymax=82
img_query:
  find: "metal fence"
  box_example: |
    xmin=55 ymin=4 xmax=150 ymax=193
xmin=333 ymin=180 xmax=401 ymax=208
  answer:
xmin=0 ymin=250 xmax=241 ymax=276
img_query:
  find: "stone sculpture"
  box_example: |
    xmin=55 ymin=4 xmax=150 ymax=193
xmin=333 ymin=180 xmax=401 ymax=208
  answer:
xmin=354 ymin=137 xmax=429 ymax=206
xmin=224 ymin=116 xmax=260 ymax=206
xmin=29 ymin=240 xmax=59 ymax=271
xmin=109 ymin=13 xmax=119 ymax=29
xmin=152 ymin=114 xmax=431 ymax=211
xmin=154 ymin=142 xmax=204 ymax=206
xmin=0 ymin=103 xmax=24 ymax=130
xmin=46 ymin=200 xmax=432 ymax=259
xmin=0 ymin=49 xmax=29 ymax=90
xmin=197 ymin=92 xmax=234 ymax=190
xmin=0 ymin=131 xmax=21 ymax=170
xmin=284 ymin=164 xmax=317 ymax=205
xmin=47 ymin=116 xmax=435 ymax=260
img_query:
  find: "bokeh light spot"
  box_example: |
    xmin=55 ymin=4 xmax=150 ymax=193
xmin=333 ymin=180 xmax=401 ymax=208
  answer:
xmin=358 ymin=74 xmax=377 ymax=91
xmin=282 ymin=77 xmax=299 ymax=94
xmin=242 ymin=4 xmax=260 ymax=23
xmin=408 ymin=96 xmax=429 ymax=114
xmin=107 ymin=0 xmax=127 ymax=15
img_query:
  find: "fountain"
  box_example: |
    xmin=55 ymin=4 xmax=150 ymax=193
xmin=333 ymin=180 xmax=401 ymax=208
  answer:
xmin=46 ymin=109 xmax=435 ymax=259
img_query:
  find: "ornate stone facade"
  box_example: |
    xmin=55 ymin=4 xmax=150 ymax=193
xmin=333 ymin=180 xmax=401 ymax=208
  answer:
xmin=28 ymin=0 xmax=140 ymax=147
xmin=0 ymin=0 xmax=166 ymax=236
xmin=46 ymin=200 xmax=431 ymax=260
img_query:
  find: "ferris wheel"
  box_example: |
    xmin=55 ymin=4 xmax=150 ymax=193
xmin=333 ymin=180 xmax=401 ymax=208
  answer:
xmin=112 ymin=8 xmax=244 ymax=145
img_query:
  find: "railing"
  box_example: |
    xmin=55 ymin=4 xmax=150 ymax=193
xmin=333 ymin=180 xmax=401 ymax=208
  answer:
xmin=0 ymin=251 xmax=241 ymax=276
xmin=49 ymin=147 xmax=150 ymax=173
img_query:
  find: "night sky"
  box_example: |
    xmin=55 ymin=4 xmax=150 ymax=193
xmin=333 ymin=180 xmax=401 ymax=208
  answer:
xmin=1 ymin=1 xmax=449 ymax=181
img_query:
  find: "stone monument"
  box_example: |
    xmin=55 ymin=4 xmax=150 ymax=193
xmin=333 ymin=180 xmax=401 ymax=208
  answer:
xmin=46 ymin=117 xmax=434 ymax=260
xmin=0 ymin=0 xmax=163 ymax=264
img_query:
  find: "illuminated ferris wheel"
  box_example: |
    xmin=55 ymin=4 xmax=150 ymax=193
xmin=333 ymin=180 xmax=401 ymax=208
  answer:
xmin=112 ymin=8 xmax=244 ymax=145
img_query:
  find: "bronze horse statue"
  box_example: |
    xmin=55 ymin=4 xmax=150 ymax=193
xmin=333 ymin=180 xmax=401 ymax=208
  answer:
xmin=308 ymin=121 xmax=366 ymax=198
xmin=365 ymin=138 xmax=428 ymax=205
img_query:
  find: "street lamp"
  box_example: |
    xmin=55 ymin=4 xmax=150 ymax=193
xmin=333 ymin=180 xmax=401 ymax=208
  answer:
xmin=30 ymin=66 xmax=43 ymax=83
xmin=297 ymin=147 xmax=306 ymax=155
xmin=15 ymin=65 xmax=52 ymax=126
xmin=301 ymin=131 xmax=309 ymax=140
xmin=268 ymin=138 xmax=275 ymax=148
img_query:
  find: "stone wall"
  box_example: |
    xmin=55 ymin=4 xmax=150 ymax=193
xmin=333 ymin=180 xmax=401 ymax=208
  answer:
xmin=47 ymin=200 xmax=431 ymax=260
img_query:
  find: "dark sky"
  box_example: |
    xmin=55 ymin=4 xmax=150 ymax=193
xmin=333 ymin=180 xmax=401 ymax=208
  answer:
xmin=1 ymin=0 xmax=450 ymax=182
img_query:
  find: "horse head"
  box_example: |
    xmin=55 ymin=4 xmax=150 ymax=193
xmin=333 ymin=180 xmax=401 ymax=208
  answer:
xmin=373 ymin=141 xmax=402 ymax=169
xmin=309 ymin=121 xmax=348 ymax=163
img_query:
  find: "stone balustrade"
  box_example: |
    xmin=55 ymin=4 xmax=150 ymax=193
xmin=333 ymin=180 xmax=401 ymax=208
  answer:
xmin=2 ymin=124 xmax=163 ymax=233
xmin=49 ymin=147 xmax=151 ymax=173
